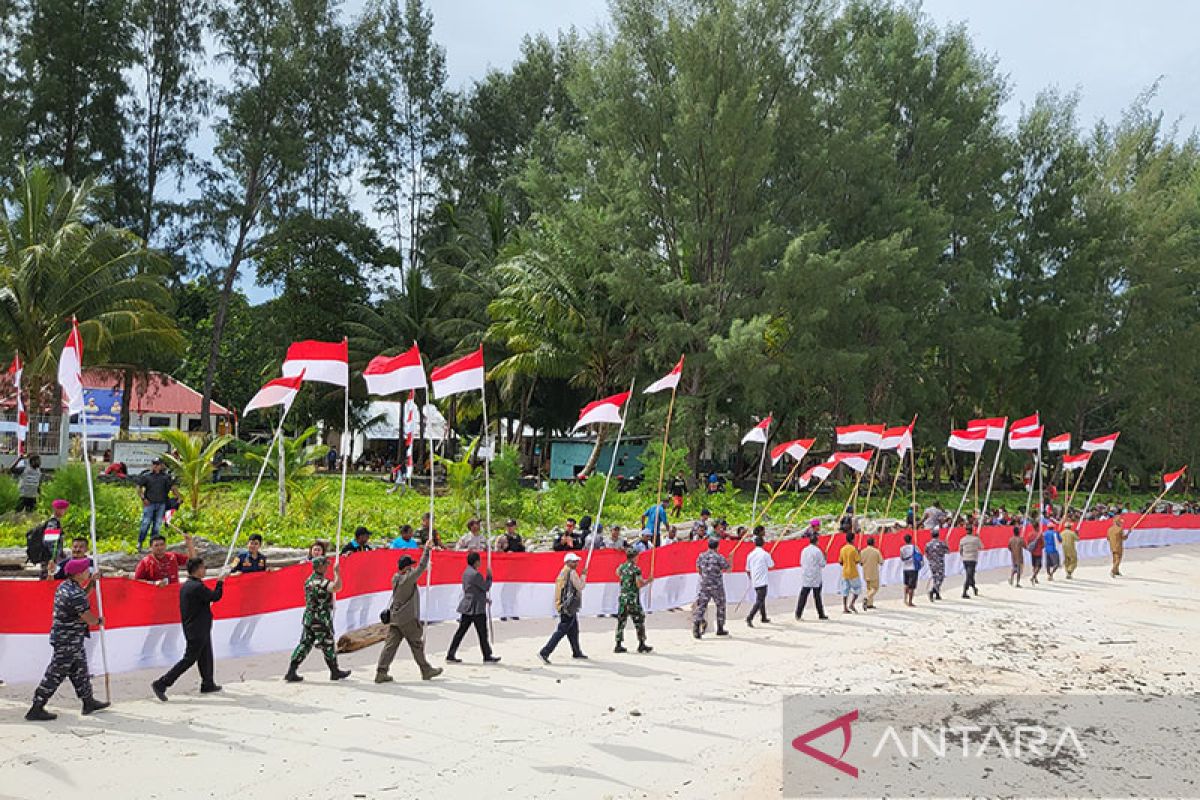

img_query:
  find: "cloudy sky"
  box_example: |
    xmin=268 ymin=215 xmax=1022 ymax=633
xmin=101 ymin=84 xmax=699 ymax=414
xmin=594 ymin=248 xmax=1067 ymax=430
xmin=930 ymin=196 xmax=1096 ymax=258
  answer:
xmin=427 ymin=0 xmax=1198 ymax=132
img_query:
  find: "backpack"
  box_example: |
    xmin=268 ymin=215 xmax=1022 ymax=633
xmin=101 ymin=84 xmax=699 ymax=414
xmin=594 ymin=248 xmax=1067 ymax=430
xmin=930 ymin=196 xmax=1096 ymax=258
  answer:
xmin=559 ymin=571 xmax=580 ymax=614
xmin=25 ymin=520 xmax=50 ymax=564
xmin=912 ymin=548 xmax=924 ymax=572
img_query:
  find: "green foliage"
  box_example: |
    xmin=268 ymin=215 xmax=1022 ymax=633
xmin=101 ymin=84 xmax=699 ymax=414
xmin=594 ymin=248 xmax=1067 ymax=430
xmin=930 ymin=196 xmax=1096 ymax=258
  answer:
xmin=637 ymin=440 xmax=690 ymax=489
xmin=234 ymin=425 xmax=330 ymax=502
xmin=489 ymin=444 xmax=523 ymax=517
xmin=158 ymin=429 xmax=235 ymax=511
xmin=39 ymin=462 xmax=92 ymax=509
xmin=0 ymin=474 xmax=18 ymax=512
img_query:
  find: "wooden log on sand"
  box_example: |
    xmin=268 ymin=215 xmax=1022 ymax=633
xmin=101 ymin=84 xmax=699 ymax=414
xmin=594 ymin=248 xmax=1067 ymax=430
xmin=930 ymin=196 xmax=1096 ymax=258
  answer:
xmin=337 ymin=622 xmax=389 ymax=653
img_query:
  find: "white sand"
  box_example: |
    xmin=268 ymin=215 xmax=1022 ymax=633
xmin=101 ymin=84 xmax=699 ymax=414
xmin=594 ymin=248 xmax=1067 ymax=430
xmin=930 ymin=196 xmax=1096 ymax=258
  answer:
xmin=2 ymin=545 xmax=1199 ymax=799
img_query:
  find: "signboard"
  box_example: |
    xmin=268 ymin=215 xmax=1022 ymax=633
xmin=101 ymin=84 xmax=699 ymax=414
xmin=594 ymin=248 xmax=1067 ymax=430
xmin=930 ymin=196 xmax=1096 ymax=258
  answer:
xmin=83 ymin=388 xmax=122 ymax=427
xmin=112 ymin=440 xmax=170 ymax=470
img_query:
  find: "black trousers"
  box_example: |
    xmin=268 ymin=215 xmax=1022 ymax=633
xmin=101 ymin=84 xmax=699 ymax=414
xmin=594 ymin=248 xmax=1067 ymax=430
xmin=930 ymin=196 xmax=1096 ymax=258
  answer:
xmin=747 ymin=585 xmax=769 ymax=621
xmin=963 ymin=561 xmax=978 ymax=594
xmin=447 ymin=613 xmax=493 ymax=658
xmin=540 ymin=613 xmax=582 ymax=658
xmin=796 ymin=586 xmax=825 ymax=618
xmin=158 ymin=631 xmax=215 ymax=688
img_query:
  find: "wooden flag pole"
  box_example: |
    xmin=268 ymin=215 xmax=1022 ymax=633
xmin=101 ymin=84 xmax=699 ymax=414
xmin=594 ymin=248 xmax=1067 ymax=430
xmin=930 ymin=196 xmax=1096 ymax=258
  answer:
xmin=422 ymin=389 xmax=438 ymax=631
xmin=1021 ymin=448 xmax=1039 ymax=534
xmin=974 ymin=425 xmax=1007 ymax=535
xmin=948 ymin=451 xmax=981 ymax=533
xmin=585 ymin=379 xmax=636 ymax=572
xmin=223 ymin=402 xmax=295 ymax=570
xmin=883 ymin=454 xmax=904 ymax=520
xmin=859 ymin=454 xmax=880 ymax=517
xmin=1127 ymin=470 xmax=1185 ymax=534
xmin=1077 ymin=447 xmax=1115 ymax=522
xmin=825 ymin=459 xmax=870 ymax=558
xmin=729 ymin=456 xmax=806 ymax=562
xmin=79 ymin=406 xmax=111 ymax=704
xmin=748 ymin=412 xmax=773 ymax=526
xmin=769 ymin=473 xmax=831 ymax=555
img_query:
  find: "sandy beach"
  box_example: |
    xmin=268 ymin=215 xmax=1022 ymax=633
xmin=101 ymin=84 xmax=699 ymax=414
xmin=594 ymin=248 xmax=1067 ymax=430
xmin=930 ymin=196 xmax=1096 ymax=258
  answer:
xmin=2 ymin=543 xmax=1198 ymax=799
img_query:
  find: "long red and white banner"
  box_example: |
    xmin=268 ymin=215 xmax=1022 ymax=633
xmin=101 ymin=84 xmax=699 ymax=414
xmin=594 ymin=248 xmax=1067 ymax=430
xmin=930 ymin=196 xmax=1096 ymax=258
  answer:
xmin=1 ymin=515 xmax=1197 ymax=684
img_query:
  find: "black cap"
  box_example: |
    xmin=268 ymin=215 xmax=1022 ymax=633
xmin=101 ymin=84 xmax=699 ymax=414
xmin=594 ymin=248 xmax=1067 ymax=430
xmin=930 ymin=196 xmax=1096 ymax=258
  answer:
xmin=151 ymin=458 xmax=163 ymax=465
xmin=397 ymin=556 xmax=415 ymax=570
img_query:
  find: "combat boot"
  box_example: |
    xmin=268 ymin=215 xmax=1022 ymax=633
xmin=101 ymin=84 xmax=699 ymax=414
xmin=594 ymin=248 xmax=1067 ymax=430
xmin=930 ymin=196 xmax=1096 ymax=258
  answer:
xmin=25 ymin=702 xmax=56 ymax=722
xmin=692 ymin=621 xmax=703 ymax=639
xmin=81 ymin=697 xmax=110 ymax=715
xmin=284 ymin=660 xmax=304 ymax=682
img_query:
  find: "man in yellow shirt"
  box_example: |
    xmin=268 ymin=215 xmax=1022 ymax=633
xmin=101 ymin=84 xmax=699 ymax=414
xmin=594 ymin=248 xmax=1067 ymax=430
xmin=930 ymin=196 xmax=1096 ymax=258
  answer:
xmin=837 ymin=532 xmax=862 ymax=614
xmin=859 ymin=536 xmax=883 ymax=609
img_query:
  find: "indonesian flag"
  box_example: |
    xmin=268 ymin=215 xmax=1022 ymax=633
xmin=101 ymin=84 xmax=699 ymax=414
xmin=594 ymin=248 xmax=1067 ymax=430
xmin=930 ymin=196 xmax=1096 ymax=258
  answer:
xmin=643 ymin=356 xmax=684 ymax=395
xmin=364 ymin=344 xmax=426 ymax=396
xmin=430 ymin=347 xmax=485 ymax=399
xmin=403 ymin=390 xmax=416 ymax=479
xmin=835 ymin=423 xmax=884 ymax=448
xmin=244 ymin=373 xmax=305 ymax=414
xmin=968 ymin=417 xmax=1007 ymax=442
xmin=878 ymin=425 xmax=913 ymax=457
xmin=57 ymin=317 xmax=85 ymax=414
xmin=1010 ymin=413 xmax=1040 ymax=434
xmin=1047 ymin=433 xmax=1071 ymax=452
xmin=770 ymin=438 xmax=815 ymax=466
xmin=1062 ymin=452 xmax=1091 ymax=471
xmin=798 ymin=460 xmax=835 ymax=488
xmin=282 ymin=339 xmax=348 ymax=387
xmin=947 ymin=428 xmax=988 ymax=453
xmin=831 ymin=451 xmax=871 ymax=473
xmin=572 ymin=391 xmax=631 ymax=432
xmin=1163 ymin=466 xmax=1187 ymax=491
xmin=8 ymin=355 xmax=26 ymax=452
xmin=1007 ymin=425 xmax=1044 ymax=451
xmin=741 ymin=416 xmax=772 ymax=445
xmin=1081 ymin=432 xmax=1120 ymax=453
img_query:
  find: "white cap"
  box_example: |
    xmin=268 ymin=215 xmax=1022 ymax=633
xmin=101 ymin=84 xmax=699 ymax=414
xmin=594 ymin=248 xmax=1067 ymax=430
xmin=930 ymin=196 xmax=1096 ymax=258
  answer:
xmin=564 ymin=552 xmax=581 ymax=563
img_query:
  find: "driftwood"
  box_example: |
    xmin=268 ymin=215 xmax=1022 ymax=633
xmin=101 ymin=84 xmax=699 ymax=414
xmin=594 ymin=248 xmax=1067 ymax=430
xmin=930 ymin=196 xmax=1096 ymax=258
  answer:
xmin=337 ymin=622 xmax=389 ymax=653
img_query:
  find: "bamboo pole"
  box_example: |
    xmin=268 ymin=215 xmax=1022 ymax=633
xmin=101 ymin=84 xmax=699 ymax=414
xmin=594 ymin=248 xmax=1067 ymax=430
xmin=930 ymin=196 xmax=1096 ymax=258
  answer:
xmin=1077 ymin=447 xmax=1115 ymax=523
xmin=948 ymin=450 xmax=981 ymax=533
xmin=585 ymin=379 xmax=636 ymax=571
xmin=1127 ymin=470 xmax=1185 ymax=534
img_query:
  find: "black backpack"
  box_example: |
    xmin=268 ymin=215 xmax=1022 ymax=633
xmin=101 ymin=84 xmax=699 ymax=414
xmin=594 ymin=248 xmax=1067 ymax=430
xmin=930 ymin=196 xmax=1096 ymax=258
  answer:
xmin=25 ymin=520 xmax=50 ymax=564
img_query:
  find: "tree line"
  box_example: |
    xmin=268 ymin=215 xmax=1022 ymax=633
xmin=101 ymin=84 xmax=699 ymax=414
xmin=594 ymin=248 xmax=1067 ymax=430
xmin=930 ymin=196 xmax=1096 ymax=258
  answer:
xmin=0 ymin=0 xmax=1197 ymax=489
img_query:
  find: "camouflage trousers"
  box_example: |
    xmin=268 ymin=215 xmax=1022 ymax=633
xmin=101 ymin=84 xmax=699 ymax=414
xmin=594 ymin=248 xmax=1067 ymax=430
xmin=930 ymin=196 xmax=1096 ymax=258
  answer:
xmin=692 ymin=586 xmax=726 ymax=628
xmin=291 ymin=621 xmax=337 ymax=667
xmin=34 ymin=639 xmax=93 ymax=704
xmin=615 ymin=602 xmax=646 ymax=646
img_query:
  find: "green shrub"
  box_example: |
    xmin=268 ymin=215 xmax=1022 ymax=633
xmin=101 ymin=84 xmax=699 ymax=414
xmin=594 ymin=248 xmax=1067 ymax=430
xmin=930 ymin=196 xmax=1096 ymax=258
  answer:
xmin=0 ymin=474 xmax=17 ymax=512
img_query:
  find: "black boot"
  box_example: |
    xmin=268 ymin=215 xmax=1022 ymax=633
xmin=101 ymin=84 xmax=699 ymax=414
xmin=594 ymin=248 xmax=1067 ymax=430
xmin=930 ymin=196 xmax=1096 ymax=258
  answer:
xmin=25 ymin=702 xmax=56 ymax=722
xmin=614 ymin=644 xmax=628 ymax=653
xmin=284 ymin=660 xmax=304 ymax=682
xmin=716 ymin=627 xmax=729 ymax=636
xmin=329 ymin=664 xmax=351 ymax=681
xmin=81 ymin=697 xmax=110 ymax=715
xmin=693 ymin=622 xmax=703 ymax=639
xmin=637 ymin=642 xmax=653 ymax=653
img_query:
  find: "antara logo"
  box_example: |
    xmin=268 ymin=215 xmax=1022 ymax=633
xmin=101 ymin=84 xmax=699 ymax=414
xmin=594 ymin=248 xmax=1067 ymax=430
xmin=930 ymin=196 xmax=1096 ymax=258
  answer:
xmin=791 ymin=709 xmax=859 ymax=778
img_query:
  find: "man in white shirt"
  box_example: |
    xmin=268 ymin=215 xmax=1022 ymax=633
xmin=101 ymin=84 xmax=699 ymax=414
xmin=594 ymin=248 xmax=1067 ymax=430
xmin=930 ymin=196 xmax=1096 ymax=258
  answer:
xmin=744 ymin=529 xmax=774 ymax=627
xmin=456 ymin=519 xmax=486 ymax=551
xmin=796 ymin=532 xmax=829 ymax=620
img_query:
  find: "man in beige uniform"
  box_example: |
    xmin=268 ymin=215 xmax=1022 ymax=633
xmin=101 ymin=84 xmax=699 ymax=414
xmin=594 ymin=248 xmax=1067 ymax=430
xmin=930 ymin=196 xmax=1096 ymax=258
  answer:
xmin=1107 ymin=517 xmax=1129 ymax=577
xmin=376 ymin=541 xmax=443 ymax=682
xmin=860 ymin=536 xmax=883 ymax=609
xmin=1061 ymin=519 xmax=1080 ymax=578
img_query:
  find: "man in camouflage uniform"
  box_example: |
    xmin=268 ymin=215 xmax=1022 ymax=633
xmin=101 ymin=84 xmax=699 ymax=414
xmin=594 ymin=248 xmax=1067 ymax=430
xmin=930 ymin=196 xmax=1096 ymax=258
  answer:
xmin=26 ymin=558 xmax=109 ymax=721
xmin=284 ymin=556 xmax=351 ymax=682
xmin=692 ymin=538 xmax=731 ymax=639
xmin=614 ymin=548 xmax=653 ymax=654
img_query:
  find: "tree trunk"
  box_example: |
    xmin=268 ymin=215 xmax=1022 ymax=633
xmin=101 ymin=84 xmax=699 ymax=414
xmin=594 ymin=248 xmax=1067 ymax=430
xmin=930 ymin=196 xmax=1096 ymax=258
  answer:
xmin=337 ymin=622 xmax=388 ymax=653
xmin=119 ymin=367 xmax=135 ymax=438
xmin=200 ymin=217 xmax=252 ymax=430
xmin=578 ymin=427 xmax=608 ymax=478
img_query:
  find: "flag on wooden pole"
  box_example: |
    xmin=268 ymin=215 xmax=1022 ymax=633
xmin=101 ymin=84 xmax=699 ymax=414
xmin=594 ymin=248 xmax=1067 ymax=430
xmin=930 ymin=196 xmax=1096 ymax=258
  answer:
xmin=430 ymin=347 xmax=485 ymax=399
xmin=1081 ymin=432 xmax=1120 ymax=453
xmin=741 ymin=415 xmax=773 ymax=444
xmin=947 ymin=428 xmax=988 ymax=453
xmin=835 ymin=423 xmax=885 ymax=448
xmin=770 ymin=438 xmax=815 ymax=466
xmin=1047 ymin=433 xmax=1071 ymax=452
xmin=8 ymin=355 xmax=26 ymax=452
xmin=643 ymin=356 xmax=684 ymax=394
xmin=281 ymin=339 xmax=349 ymax=386
xmin=364 ymin=344 xmax=427 ymax=395
xmin=244 ymin=373 xmax=305 ymax=413
xmin=572 ymin=391 xmax=631 ymax=431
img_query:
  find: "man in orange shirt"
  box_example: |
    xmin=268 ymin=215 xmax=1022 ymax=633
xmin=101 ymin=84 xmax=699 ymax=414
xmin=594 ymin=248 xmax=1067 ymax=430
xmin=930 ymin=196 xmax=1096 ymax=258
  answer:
xmin=837 ymin=532 xmax=862 ymax=614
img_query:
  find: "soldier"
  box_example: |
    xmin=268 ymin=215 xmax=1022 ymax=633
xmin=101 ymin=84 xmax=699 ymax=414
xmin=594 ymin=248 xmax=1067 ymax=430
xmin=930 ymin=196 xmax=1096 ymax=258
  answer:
xmin=924 ymin=528 xmax=949 ymax=601
xmin=614 ymin=548 xmax=653 ymax=654
xmin=692 ymin=538 xmax=731 ymax=639
xmin=26 ymin=558 xmax=109 ymax=721
xmin=284 ymin=556 xmax=351 ymax=682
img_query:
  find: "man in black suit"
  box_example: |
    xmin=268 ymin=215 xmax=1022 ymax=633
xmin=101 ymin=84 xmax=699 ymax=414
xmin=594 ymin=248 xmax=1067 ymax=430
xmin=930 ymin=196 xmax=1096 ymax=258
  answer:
xmin=152 ymin=557 xmax=227 ymax=700
xmin=446 ymin=551 xmax=500 ymax=663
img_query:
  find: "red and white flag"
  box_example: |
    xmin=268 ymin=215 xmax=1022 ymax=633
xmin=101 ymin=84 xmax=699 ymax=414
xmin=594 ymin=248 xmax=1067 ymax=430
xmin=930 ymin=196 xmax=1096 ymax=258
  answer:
xmin=403 ymin=391 xmax=417 ymax=479
xmin=1163 ymin=466 xmax=1187 ymax=491
xmin=643 ymin=356 xmax=684 ymax=395
xmin=364 ymin=344 xmax=426 ymax=396
xmin=968 ymin=417 xmax=1007 ymax=442
xmin=1047 ymin=433 xmax=1071 ymax=452
xmin=572 ymin=391 xmax=631 ymax=432
xmin=8 ymin=355 xmax=26 ymax=452
xmin=831 ymin=451 xmax=871 ymax=473
xmin=835 ymin=423 xmax=884 ymax=448
xmin=770 ymin=438 xmax=815 ymax=466
xmin=282 ymin=339 xmax=348 ymax=387
xmin=1007 ymin=425 xmax=1044 ymax=451
xmin=798 ymin=459 xmax=837 ymax=488
xmin=57 ymin=317 xmax=85 ymax=415
xmin=741 ymin=416 xmax=772 ymax=445
xmin=879 ymin=424 xmax=914 ymax=457
xmin=430 ymin=347 xmax=485 ymax=399
xmin=1010 ymin=413 xmax=1040 ymax=434
xmin=244 ymin=373 xmax=305 ymax=414
xmin=1062 ymin=452 xmax=1091 ymax=471
xmin=947 ymin=428 xmax=987 ymax=453
xmin=1081 ymin=432 xmax=1120 ymax=453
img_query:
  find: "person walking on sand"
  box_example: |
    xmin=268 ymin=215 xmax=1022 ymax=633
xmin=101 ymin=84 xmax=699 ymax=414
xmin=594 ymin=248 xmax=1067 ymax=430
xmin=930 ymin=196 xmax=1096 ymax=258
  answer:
xmin=744 ymin=530 xmax=774 ymax=627
xmin=1107 ymin=516 xmax=1129 ymax=577
xmin=796 ymin=532 xmax=828 ymax=620
xmin=25 ymin=559 xmax=109 ymax=721
xmin=692 ymin=538 xmax=731 ymax=638
xmin=1026 ymin=522 xmax=1044 ymax=585
xmin=446 ymin=550 xmax=500 ymax=664
xmin=152 ymin=557 xmax=228 ymax=701
xmin=614 ymin=548 xmax=653 ymax=653
xmin=1061 ymin=518 xmax=1080 ymax=578
xmin=924 ymin=529 xmax=948 ymax=601
xmin=859 ymin=536 xmax=883 ymax=610
xmin=284 ymin=556 xmax=351 ymax=682
xmin=539 ymin=552 xmax=588 ymax=663
xmin=1008 ymin=525 xmax=1025 ymax=587
xmin=376 ymin=542 xmax=443 ymax=683
xmin=899 ymin=533 xmax=919 ymax=606
xmin=837 ymin=532 xmax=862 ymax=614
xmin=959 ymin=527 xmax=982 ymax=598
xmin=1043 ymin=520 xmax=1063 ymax=581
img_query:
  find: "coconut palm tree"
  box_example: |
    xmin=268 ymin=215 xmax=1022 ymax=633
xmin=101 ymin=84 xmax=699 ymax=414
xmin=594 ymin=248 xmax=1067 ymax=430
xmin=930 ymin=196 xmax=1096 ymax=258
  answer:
xmin=0 ymin=164 xmax=183 ymax=441
xmin=158 ymin=429 xmax=235 ymax=513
